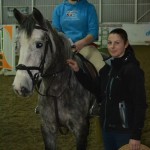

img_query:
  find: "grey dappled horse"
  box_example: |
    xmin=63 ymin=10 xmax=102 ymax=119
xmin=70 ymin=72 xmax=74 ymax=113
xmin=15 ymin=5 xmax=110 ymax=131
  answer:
xmin=12 ymin=8 xmax=99 ymax=150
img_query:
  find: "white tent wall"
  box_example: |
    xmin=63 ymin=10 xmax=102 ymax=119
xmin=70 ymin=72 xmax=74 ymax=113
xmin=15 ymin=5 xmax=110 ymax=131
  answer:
xmin=100 ymin=24 xmax=150 ymax=45
xmin=99 ymin=0 xmax=150 ymax=45
xmin=0 ymin=0 xmax=150 ymax=45
xmin=1 ymin=0 xmax=150 ymax=24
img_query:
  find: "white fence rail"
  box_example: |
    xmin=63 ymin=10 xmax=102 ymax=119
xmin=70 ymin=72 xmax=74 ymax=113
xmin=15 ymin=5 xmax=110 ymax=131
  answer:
xmin=0 ymin=25 xmax=17 ymax=75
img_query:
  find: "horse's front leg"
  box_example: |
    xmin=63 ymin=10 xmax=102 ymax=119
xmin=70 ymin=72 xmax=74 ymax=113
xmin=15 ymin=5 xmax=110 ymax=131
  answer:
xmin=74 ymin=118 xmax=90 ymax=150
xmin=41 ymin=124 xmax=57 ymax=150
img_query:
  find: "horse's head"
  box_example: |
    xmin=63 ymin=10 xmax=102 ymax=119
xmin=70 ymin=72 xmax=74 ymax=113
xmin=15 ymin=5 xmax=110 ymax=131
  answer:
xmin=12 ymin=8 xmax=57 ymax=97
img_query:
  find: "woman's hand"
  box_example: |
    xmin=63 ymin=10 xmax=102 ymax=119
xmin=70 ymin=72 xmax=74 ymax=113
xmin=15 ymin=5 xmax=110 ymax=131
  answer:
xmin=129 ymin=139 xmax=141 ymax=150
xmin=66 ymin=59 xmax=79 ymax=72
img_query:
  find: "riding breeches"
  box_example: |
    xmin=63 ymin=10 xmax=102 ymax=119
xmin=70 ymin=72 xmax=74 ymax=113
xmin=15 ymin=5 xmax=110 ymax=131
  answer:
xmin=79 ymin=45 xmax=105 ymax=72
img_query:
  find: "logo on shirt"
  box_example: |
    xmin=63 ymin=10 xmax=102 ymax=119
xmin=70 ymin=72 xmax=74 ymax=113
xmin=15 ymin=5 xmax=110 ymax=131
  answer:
xmin=66 ymin=10 xmax=78 ymax=19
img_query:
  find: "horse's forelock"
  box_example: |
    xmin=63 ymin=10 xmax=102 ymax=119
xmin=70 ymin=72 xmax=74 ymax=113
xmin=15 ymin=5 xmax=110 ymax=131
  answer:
xmin=19 ymin=15 xmax=36 ymax=37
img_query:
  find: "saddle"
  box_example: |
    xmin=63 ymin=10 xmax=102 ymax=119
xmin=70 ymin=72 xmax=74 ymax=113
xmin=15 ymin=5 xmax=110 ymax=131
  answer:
xmin=75 ymin=53 xmax=98 ymax=81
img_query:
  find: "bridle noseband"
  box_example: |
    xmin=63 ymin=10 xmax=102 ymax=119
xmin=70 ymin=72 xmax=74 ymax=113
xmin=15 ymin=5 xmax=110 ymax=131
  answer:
xmin=16 ymin=25 xmax=52 ymax=87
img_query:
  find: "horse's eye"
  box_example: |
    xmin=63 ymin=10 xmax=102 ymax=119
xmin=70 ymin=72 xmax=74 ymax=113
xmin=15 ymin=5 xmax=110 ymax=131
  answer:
xmin=36 ymin=42 xmax=43 ymax=48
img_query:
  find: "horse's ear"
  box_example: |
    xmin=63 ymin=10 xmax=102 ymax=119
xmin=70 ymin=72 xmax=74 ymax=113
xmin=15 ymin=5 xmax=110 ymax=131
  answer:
xmin=13 ymin=8 xmax=26 ymax=24
xmin=32 ymin=7 xmax=44 ymax=26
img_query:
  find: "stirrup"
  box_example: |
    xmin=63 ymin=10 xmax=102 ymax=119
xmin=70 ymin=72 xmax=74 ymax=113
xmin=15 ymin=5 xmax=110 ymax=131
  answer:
xmin=89 ymin=101 xmax=100 ymax=117
xmin=35 ymin=106 xmax=40 ymax=114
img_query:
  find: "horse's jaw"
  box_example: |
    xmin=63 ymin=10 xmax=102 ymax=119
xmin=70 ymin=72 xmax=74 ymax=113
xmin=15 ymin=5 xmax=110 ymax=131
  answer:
xmin=12 ymin=71 xmax=34 ymax=97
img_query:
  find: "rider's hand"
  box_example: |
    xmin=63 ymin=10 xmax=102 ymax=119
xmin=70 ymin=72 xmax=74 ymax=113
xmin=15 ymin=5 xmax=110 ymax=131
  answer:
xmin=129 ymin=139 xmax=141 ymax=150
xmin=73 ymin=34 xmax=94 ymax=52
xmin=74 ymin=39 xmax=86 ymax=52
xmin=66 ymin=59 xmax=79 ymax=72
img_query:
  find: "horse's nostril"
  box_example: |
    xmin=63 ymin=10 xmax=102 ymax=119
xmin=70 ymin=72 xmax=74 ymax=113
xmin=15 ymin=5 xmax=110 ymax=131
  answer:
xmin=21 ymin=87 xmax=29 ymax=94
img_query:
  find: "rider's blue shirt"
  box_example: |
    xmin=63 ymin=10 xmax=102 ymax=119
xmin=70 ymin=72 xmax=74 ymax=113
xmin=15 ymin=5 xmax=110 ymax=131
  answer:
xmin=52 ymin=0 xmax=99 ymax=43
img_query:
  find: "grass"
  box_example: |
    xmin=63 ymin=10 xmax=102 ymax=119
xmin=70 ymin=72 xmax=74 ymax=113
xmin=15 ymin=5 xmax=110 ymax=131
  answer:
xmin=0 ymin=45 xmax=150 ymax=150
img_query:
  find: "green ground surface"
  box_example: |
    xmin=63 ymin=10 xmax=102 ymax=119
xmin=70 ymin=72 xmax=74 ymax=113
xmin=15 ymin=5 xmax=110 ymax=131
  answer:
xmin=0 ymin=45 xmax=150 ymax=150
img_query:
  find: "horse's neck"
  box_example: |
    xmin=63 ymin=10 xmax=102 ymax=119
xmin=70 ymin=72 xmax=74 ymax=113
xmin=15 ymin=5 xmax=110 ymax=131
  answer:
xmin=42 ymin=66 xmax=72 ymax=97
xmin=45 ymin=51 xmax=66 ymax=75
xmin=43 ymin=31 xmax=72 ymax=78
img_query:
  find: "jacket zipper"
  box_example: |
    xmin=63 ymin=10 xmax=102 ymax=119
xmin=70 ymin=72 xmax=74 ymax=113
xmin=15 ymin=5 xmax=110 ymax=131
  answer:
xmin=103 ymin=68 xmax=113 ymax=128
xmin=109 ymin=78 xmax=114 ymax=100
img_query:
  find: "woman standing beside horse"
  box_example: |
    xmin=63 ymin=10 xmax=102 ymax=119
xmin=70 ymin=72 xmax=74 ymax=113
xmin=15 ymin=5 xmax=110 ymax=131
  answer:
xmin=67 ymin=28 xmax=147 ymax=150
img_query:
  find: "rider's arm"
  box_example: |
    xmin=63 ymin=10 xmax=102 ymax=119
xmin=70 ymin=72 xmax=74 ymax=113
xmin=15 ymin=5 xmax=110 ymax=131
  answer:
xmin=74 ymin=34 xmax=94 ymax=52
xmin=74 ymin=5 xmax=99 ymax=51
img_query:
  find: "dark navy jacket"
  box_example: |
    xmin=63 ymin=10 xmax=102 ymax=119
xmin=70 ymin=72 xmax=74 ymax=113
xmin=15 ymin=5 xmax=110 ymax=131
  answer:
xmin=75 ymin=48 xmax=147 ymax=140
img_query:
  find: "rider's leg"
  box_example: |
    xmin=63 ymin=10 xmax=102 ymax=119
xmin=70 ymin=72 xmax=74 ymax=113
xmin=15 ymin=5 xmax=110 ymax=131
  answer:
xmin=79 ymin=45 xmax=105 ymax=72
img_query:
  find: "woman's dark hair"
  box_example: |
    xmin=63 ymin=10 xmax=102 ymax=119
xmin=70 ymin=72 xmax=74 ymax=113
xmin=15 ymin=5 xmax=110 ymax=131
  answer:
xmin=109 ymin=28 xmax=134 ymax=54
xmin=109 ymin=28 xmax=128 ymax=43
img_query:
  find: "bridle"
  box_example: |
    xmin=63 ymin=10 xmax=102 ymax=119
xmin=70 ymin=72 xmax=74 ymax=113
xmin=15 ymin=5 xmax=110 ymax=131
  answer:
xmin=16 ymin=25 xmax=53 ymax=88
xmin=16 ymin=25 xmax=72 ymax=97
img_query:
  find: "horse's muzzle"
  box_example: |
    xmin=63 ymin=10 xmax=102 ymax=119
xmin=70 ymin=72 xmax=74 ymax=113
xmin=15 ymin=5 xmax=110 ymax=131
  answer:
xmin=13 ymin=85 xmax=32 ymax=97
